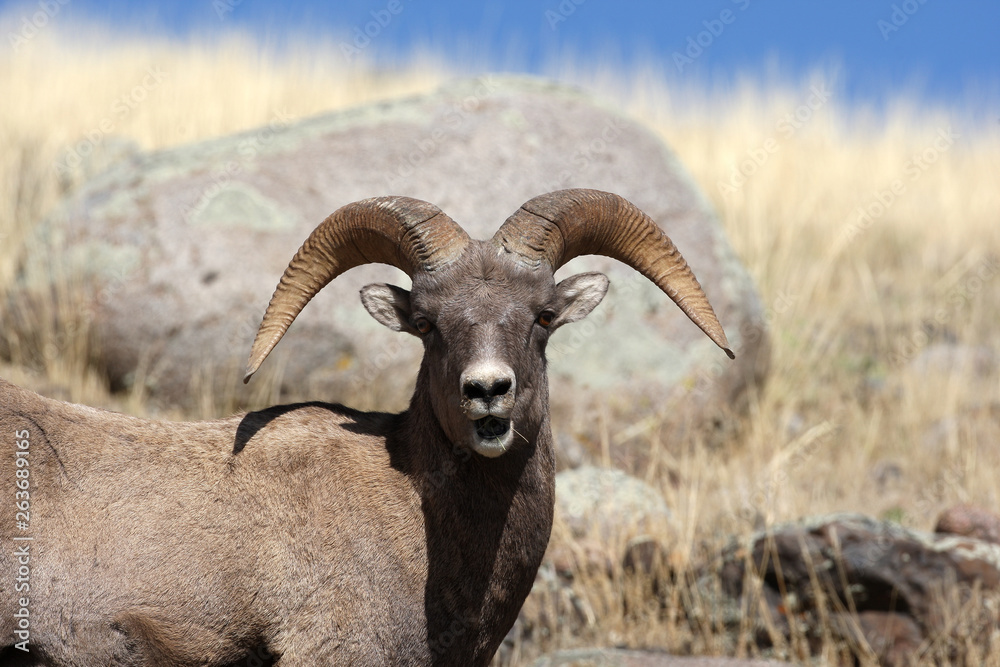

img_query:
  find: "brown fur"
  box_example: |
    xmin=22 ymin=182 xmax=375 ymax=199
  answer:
xmin=0 ymin=242 xmax=608 ymax=665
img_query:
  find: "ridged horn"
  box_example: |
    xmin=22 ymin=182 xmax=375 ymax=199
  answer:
xmin=244 ymin=196 xmax=470 ymax=382
xmin=493 ymin=189 xmax=734 ymax=359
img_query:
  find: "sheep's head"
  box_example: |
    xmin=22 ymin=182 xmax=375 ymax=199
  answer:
xmin=359 ymin=244 xmax=609 ymax=456
xmin=244 ymin=189 xmax=734 ymax=458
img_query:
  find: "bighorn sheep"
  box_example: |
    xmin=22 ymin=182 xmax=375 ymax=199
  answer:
xmin=1 ymin=189 xmax=732 ymax=665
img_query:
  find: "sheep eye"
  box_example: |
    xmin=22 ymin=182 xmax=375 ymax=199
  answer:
xmin=536 ymin=311 xmax=555 ymax=328
xmin=414 ymin=317 xmax=433 ymax=335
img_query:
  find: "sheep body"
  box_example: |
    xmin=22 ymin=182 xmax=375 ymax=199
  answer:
xmin=1 ymin=382 xmax=549 ymax=665
xmin=0 ymin=190 xmax=731 ymax=666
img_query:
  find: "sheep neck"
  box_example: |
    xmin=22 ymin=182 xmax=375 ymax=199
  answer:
xmin=397 ymin=363 xmax=555 ymax=663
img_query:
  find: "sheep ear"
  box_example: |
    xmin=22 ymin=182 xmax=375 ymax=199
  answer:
xmin=360 ymin=283 xmax=417 ymax=335
xmin=550 ymin=272 xmax=609 ymax=330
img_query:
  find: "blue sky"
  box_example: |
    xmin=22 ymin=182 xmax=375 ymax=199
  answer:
xmin=4 ymin=0 xmax=999 ymax=114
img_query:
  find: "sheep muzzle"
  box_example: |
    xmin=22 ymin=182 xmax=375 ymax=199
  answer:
xmin=460 ymin=360 xmax=517 ymax=457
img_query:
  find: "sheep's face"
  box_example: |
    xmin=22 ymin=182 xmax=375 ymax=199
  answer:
xmin=361 ymin=242 xmax=608 ymax=458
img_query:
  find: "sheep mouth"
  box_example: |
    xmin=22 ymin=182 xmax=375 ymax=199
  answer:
xmin=474 ymin=416 xmax=510 ymax=440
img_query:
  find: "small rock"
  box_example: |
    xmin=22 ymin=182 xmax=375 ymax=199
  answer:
xmin=936 ymin=503 xmax=1000 ymax=545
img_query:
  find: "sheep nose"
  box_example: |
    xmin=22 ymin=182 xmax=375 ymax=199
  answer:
xmin=460 ymin=362 xmax=516 ymax=403
xmin=463 ymin=377 xmax=512 ymax=400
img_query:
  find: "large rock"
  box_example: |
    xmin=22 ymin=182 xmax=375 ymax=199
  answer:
xmin=9 ymin=76 xmax=767 ymax=437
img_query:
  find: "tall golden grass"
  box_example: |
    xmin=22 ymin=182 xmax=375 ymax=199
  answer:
xmin=2 ymin=24 xmax=999 ymax=664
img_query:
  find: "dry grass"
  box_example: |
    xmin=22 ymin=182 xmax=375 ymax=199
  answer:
xmin=2 ymin=23 xmax=999 ymax=665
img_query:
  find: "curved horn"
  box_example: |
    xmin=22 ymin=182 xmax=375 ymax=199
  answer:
xmin=244 ymin=196 xmax=470 ymax=382
xmin=493 ymin=189 xmax=734 ymax=358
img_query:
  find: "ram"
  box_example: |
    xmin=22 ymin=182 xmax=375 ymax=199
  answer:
xmin=0 ymin=189 xmax=732 ymax=666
